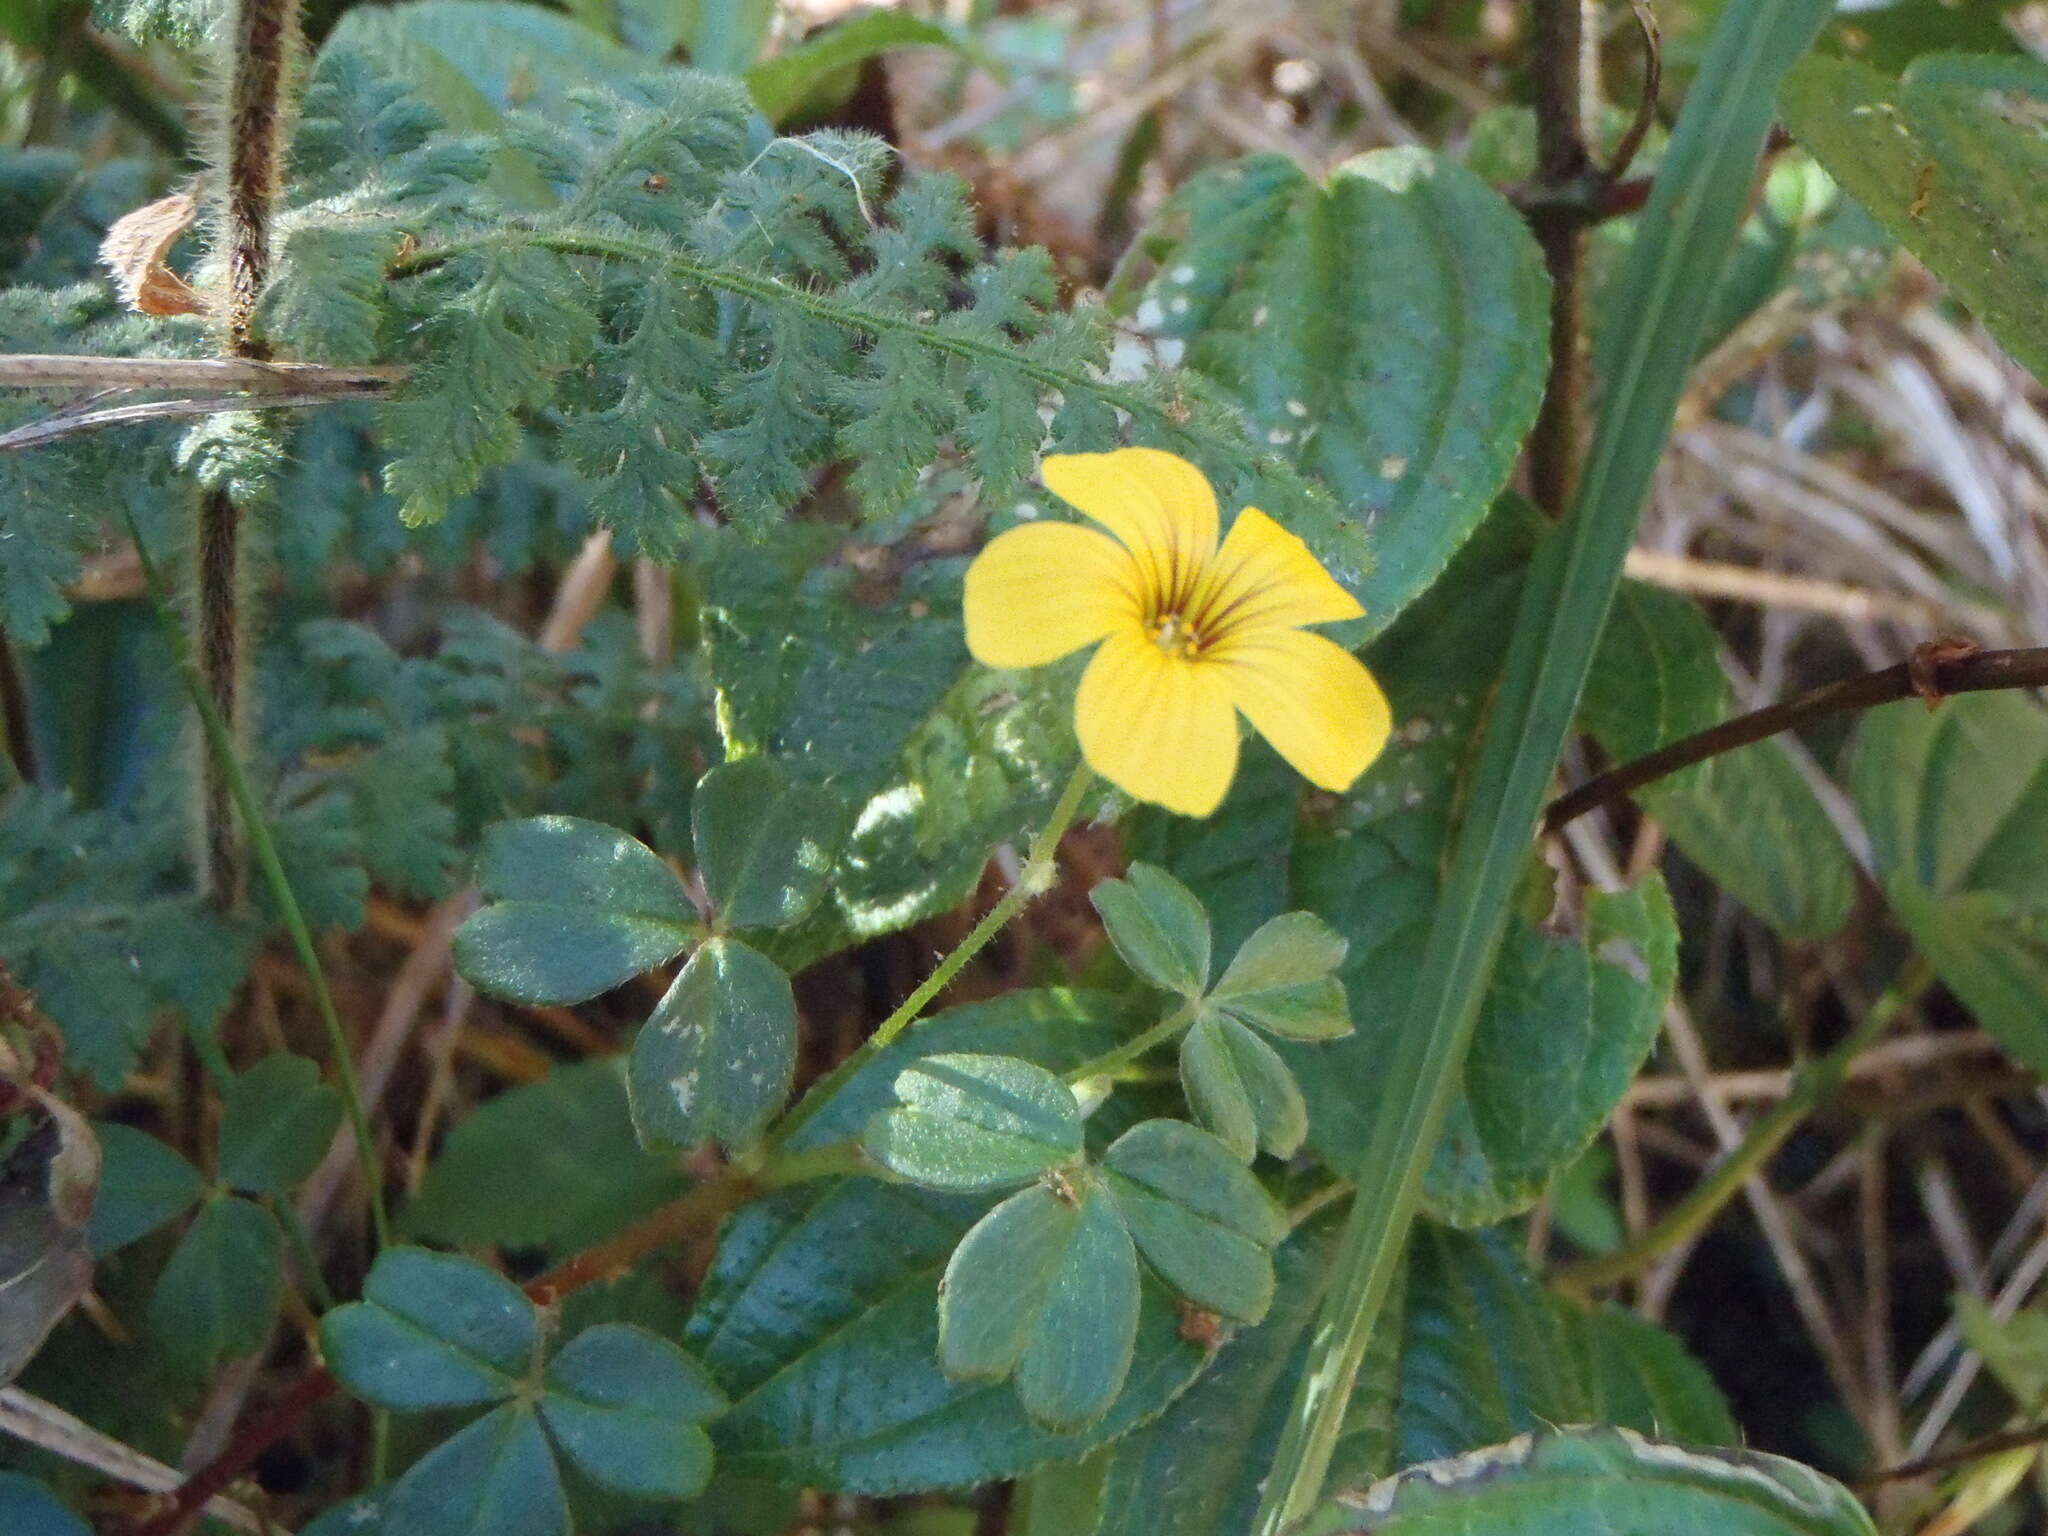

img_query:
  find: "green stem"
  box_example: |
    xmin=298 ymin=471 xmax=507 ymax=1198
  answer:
xmin=128 ymin=519 xmax=392 ymax=1249
xmin=268 ymin=1193 xmax=336 ymax=1312
xmin=1557 ymin=960 xmax=1933 ymax=1291
xmin=1065 ymin=997 xmax=1199 ymax=1085
xmin=1249 ymin=4 xmax=1832 ymax=1530
xmin=396 ymin=231 xmax=1160 ymax=425
xmin=763 ymin=762 xmax=1094 ymax=1156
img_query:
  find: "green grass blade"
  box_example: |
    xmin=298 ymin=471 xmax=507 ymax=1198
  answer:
xmin=1249 ymin=2 xmax=1836 ymax=1528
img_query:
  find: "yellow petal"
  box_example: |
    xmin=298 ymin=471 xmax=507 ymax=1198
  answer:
xmin=965 ymin=521 xmax=1141 ymax=669
xmin=1194 ymin=508 xmax=1364 ymax=641
xmin=1214 ymin=628 xmax=1390 ymax=794
xmin=1075 ymin=629 xmax=1239 ymax=817
xmin=1041 ymin=449 xmax=1220 ymax=612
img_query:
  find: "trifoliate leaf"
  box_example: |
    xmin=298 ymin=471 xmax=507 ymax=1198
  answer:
xmin=863 ymin=1053 xmax=1084 ymax=1193
xmin=1091 ymin=863 xmax=1213 ymax=998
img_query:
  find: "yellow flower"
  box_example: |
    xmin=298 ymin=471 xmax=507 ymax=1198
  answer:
xmin=964 ymin=447 xmax=1391 ymax=817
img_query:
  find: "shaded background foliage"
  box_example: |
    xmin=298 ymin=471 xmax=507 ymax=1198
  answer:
xmin=0 ymin=0 xmax=2043 ymax=1532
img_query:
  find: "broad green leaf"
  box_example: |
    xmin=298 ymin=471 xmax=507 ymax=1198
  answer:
xmin=1780 ymin=53 xmax=2048 ymax=383
xmin=1179 ymin=1014 xmax=1307 ymax=1161
xmin=320 ymin=1246 xmax=535 ymax=1411
xmin=1135 ymin=149 xmax=1549 ymax=636
xmin=684 ymin=991 xmax=1203 ymax=1492
xmin=1091 ymin=863 xmax=1213 ymax=998
xmin=382 ymin=1403 xmax=570 ymax=1536
xmin=216 ymin=1054 xmax=344 ymax=1195
xmin=1565 ymin=1305 xmax=1742 ymax=1447
xmin=401 ymin=1059 xmax=687 ymax=1253
xmin=148 ymin=1196 xmax=282 ymax=1379
xmin=745 ymin=11 xmax=962 ymax=123
xmin=1094 ymin=1221 xmax=1735 ymax=1536
xmin=1207 ymin=911 xmax=1352 ymax=1040
xmin=1956 ymin=1294 xmax=2048 ymax=1409
xmin=864 ymin=1053 xmax=1084 ymax=1193
xmin=1854 ymin=693 xmax=2048 ymax=1073
xmin=626 ymin=937 xmax=797 ymax=1151
xmin=1581 ymin=581 xmax=1853 ymax=939
xmin=87 ymin=1123 xmax=201 ymax=1257
xmin=692 ymin=757 xmax=846 ymax=931
xmin=1277 ymin=507 xmax=1679 ymax=1224
xmin=940 ymin=1182 xmax=1141 ymax=1431
xmin=456 ymin=815 xmax=698 ymax=1005
xmin=1297 ymin=1426 xmax=1877 ymax=1536
xmin=1426 ymin=877 xmax=1678 ymax=1225
xmin=1100 ymin=1120 xmax=1285 ymax=1323
xmin=539 ymin=1323 xmax=726 ymax=1499
xmin=0 ymin=1475 xmax=89 ymax=1536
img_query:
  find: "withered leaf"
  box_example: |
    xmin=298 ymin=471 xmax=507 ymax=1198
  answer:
xmin=99 ymin=191 xmax=206 ymax=318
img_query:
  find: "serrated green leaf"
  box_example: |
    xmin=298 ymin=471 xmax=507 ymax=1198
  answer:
xmin=0 ymin=1474 xmax=89 ymax=1536
xmin=692 ymin=757 xmax=847 ymax=930
xmin=1297 ymin=1427 xmax=1877 ymax=1536
xmin=86 ymin=1124 xmax=202 ymax=1257
xmin=1091 ymin=863 xmax=1212 ymax=998
xmin=1276 ymin=508 xmax=1680 ymax=1224
xmin=1426 ymin=878 xmax=1679 ymax=1225
xmin=382 ymin=1403 xmax=570 ymax=1536
xmin=685 ymin=991 xmax=1203 ymax=1493
xmin=1094 ymin=1219 xmax=1736 ymax=1536
xmin=320 ymin=1246 xmax=535 ymax=1411
xmin=1100 ymin=1120 xmax=1284 ymax=1323
xmin=1180 ymin=1013 xmax=1308 ymax=1161
xmin=216 ymin=1054 xmax=345 ymax=1195
xmin=1565 ymin=1304 xmax=1742 ymax=1447
xmin=1137 ymin=149 xmax=1549 ymax=636
xmin=940 ymin=1182 xmax=1140 ymax=1431
xmin=626 ymin=937 xmax=796 ymax=1151
xmin=1581 ymin=581 xmax=1853 ymax=939
xmin=148 ymin=1196 xmax=282 ymax=1380
xmin=401 ymin=1059 xmax=687 ymax=1253
xmin=864 ymin=1053 xmax=1084 ymax=1193
xmin=1854 ymin=692 xmax=2048 ymax=1073
xmin=1208 ymin=911 xmax=1352 ymax=1040
xmin=1780 ymin=53 xmax=2048 ymax=383
xmin=456 ymin=815 xmax=697 ymax=1005
xmin=1955 ymin=1294 xmax=2048 ymax=1410
xmin=539 ymin=1323 xmax=725 ymax=1499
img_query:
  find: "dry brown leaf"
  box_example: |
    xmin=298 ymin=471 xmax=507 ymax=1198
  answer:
xmin=98 ymin=191 xmax=207 ymax=318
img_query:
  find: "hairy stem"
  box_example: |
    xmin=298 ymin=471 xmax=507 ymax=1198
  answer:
xmin=763 ymin=762 xmax=1095 ymax=1157
xmin=1556 ymin=960 xmax=1932 ymax=1291
xmin=193 ymin=0 xmax=298 ymax=901
xmin=129 ymin=518 xmax=390 ymax=1249
xmin=1064 ymin=998 xmax=1199 ymax=1085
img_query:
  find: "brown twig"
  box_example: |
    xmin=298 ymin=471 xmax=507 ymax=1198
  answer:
xmin=1544 ymin=643 xmax=2048 ymax=833
xmin=0 ymin=355 xmax=400 ymax=392
xmin=134 ymin=1367 xmax=334 ymax=1536
xmin=1861 ymin=1420 xmax=2048 ymax=1488
xmin=1524 ymin=0 xmax=1594 ymax=515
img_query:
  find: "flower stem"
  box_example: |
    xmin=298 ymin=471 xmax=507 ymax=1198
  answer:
xmin=1065 ymin=998 xmax=1199 ymax=1085
xmin=128 ymin=518 xmax=391 ymax=1250
xmin=763 ymin=762 xmax=1095 ymax=1156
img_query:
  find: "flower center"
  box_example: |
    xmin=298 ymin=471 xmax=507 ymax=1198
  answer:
xmin=1151 ymin=612 xmax=1205 ymax=659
